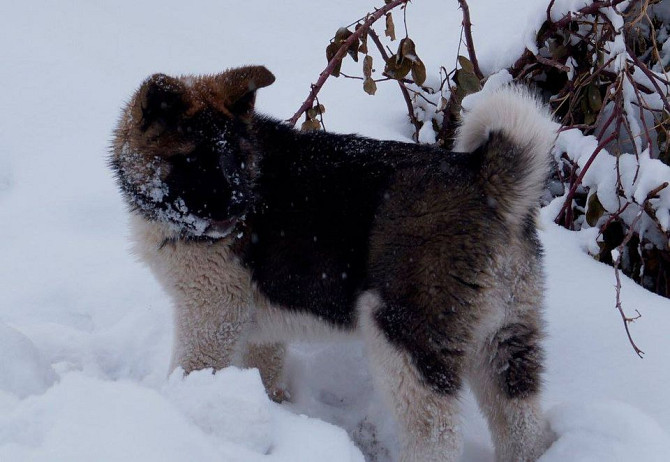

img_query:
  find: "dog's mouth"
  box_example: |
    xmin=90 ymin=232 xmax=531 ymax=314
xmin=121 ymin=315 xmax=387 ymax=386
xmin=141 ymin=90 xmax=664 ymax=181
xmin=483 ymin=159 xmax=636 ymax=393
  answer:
xmin=203 ymin=216 xmax=240 ymax=239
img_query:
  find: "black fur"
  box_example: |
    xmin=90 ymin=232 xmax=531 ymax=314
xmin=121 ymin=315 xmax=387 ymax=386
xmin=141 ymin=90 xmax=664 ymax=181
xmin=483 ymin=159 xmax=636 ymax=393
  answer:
xmin=230 ymin=118 xmax=506 ymax=393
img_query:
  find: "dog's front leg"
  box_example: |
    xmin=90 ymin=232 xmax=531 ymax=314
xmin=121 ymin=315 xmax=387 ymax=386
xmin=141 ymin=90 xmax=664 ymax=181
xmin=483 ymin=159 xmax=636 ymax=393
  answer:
xmin=170 ymin=274 xmax=252 ymax=374
xmin=130 ymin=216 xmax=254 ymax=374
xmin=243 ymin=342 xmax=286 ymax=402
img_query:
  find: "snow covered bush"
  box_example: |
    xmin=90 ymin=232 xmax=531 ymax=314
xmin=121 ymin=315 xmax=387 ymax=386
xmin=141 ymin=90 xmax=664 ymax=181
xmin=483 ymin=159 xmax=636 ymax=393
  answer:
xmin=516 ymin=0 xmax=670 ymax=302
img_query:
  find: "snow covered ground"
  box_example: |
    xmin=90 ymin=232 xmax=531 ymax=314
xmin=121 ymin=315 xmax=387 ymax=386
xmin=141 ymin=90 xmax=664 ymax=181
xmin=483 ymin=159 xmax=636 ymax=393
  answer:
xmin=1 ymin=0 xmax=669 ymax=460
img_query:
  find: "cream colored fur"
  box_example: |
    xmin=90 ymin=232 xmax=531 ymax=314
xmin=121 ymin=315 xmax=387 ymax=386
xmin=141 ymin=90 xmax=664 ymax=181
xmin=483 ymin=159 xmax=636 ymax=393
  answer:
xmin=130 ymin=213 xmax=348 ymax=389
xmin=130 ymin=214 xmax=256 ymax=372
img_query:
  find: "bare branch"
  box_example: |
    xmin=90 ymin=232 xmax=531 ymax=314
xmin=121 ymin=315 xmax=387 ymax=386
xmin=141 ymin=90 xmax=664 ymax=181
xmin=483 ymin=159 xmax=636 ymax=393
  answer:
xmin=287 ymin=0 xmax=410 ymax=127
xmin=626 ymin=44 xmax=670 ymax=115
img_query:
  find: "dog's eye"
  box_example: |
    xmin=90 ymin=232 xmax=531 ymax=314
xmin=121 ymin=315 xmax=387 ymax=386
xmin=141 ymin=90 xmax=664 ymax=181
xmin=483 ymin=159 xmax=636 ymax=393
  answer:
xmin=177 ymin=122 xmax=194 ymax=134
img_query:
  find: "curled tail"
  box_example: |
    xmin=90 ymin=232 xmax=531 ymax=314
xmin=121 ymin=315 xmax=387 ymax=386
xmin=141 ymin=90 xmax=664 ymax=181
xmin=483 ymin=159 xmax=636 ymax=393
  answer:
xmin=454 ymin=86 xmax=558 ymax=228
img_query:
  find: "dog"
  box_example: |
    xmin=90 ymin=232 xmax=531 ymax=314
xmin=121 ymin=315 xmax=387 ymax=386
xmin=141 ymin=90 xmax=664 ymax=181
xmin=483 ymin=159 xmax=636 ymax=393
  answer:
xmin=111 ymin=65 xmax=556 ymax=462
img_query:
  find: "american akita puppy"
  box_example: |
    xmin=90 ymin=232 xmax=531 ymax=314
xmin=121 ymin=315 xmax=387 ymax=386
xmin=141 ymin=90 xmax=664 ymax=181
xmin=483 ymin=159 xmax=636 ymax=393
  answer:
xmin=111 ymin=66 xmax=556 ymax=462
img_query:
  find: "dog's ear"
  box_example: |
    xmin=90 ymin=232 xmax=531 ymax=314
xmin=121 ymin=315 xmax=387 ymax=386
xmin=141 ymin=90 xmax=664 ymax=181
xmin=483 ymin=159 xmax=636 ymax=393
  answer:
xmin=217 ymin=66 xmax=275 ymax=118
xmin=135 ymin=73 xmax=187 ymax=133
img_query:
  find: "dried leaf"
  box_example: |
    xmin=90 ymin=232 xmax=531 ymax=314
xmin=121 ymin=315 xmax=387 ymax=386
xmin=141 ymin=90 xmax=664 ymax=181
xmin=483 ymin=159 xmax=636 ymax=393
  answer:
xmin=584 ymin=111 xmax=596 ymax=126
xmin=335 ymin=27 xmax=352 ymax=43
xmin=548 ymin=39 xmax=568 ymax=60
xmin=455 ymin=69 xmax=481 ymax=94
xmin=348 ymin=40 xmax=360 ymax=62
xmin=326 ymin=42 xmax=342 ymax=77
xmin=317 ymin=104 xmax=326 ymax=114
xmin=411 ymin=58 xmax=426 ymax=86
xmin=301 ymin=118 xmax=322 ymax=132
xmin=587 ymin=84 xmax=603 ymax=112
xmin=331 ymin=27 xmax=358 ymax=62
xmin=384 ymin=54 xmax=411 ymax=80
xmin=385 ymin=13 xmax=396 ymax=41
xmin=363 ymin=55 xmax=373 ymax=78
xmin=586 ymin=192 xmax=605 ymax=227
xmin=307 ymin=107 xmax=318 ymax=119
xmin=326 ymin=42 xmax=339 ymax=63
xmin=581 ymin=97 xmax=595 ymax=125
xmin=457 ymin=55 xmax=474 ymax=74
xmin=363 ymin=77 xmax=377 ymax=95
xmin=331 ymin=59 xmax=342 ymax=77
xmin=399 ymin=38 xmax=417 ymax=62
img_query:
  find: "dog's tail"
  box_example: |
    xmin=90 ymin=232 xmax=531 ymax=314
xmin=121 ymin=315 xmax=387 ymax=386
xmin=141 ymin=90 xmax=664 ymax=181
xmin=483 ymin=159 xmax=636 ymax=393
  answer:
xmin=454 ymin=86 xmax=557 ymax=228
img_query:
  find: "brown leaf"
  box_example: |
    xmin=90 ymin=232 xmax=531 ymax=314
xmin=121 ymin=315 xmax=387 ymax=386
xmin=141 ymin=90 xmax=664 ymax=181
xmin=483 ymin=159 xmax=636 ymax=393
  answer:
xmin=334 ymin=27 xmax=352 ymax=43
xmin=326 ymin=42 xmax=342 ymax=77
xmin=363 ymin=55 xmax=373 ymax=78
xmin=385 ymin=13 xmax=396 ymax=41
xmin=455 ymin=69 xmax=481 ymax=94
xmin=348 ymin=40 xmax=360 ymax=62
xmin=363 ymin=77 xmax=377 ymax=95
xmin=384 ymin=54 xmax=411 ymax=80
xmin=587 ymin=84 xmax=603 ymax=112
xmin=581 ymin=97 xmax=595 ymax=125
xmin=326 ymin=42 xmax=338 ymax=63
xmin=548 ymin=39 xmax=568 ymax=60
xmin=457 ymin=55 xmax=474 ymax=74
xmin=301 ymin=118 xmax=322 ymax=132
xmin=411 ymin=58 xmax=426 ymax=86
xmin=399 ymin=38 xmax=417 ymax=62
xmin=586 ymin=192 xmax=605 ymax=227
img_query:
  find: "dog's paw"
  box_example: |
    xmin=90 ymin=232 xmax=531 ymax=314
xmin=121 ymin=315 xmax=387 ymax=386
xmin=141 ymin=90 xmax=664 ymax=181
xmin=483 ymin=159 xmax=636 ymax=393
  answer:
xmin=268 ymin=385 xmax=291 ymax=403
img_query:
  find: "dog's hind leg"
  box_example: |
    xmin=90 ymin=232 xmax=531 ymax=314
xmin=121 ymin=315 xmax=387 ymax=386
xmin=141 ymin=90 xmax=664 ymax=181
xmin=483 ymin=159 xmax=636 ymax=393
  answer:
xmin=467 ymin=291 xmax=552 ymax=462
xmin=358 ymin=292 xmax=463 ymax=462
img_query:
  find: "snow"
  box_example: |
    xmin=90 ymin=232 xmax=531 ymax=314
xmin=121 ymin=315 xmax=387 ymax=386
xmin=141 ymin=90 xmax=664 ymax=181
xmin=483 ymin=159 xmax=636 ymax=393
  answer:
xmin=1 ymin=1 xmax=670 ymax=461
xmin=540 ymin=401 xmax=670 ymax=462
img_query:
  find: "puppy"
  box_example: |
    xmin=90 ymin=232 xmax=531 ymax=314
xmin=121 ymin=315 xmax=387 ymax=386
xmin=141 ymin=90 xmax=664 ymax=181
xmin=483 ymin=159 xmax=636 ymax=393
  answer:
xmin=111 ymin=66 xmax=556 ymax=462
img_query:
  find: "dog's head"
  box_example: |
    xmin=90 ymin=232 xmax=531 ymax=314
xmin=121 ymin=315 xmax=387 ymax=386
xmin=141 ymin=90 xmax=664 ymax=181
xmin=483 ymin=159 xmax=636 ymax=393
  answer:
xmin=111 ymin=66 xmax=275 ymax=238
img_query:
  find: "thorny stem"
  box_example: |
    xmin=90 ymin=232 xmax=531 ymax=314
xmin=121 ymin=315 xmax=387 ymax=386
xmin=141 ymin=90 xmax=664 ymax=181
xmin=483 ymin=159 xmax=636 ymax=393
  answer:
xmin=456 ymin=0 xmax=484 ymax=81
xmin=287 ymin=0 xmax=410 ymax=127
xmin=555 ymin=132 xmax=618 ymax=225
xmin=547 ymin=0 xmax=557 ymax=23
